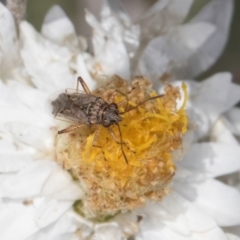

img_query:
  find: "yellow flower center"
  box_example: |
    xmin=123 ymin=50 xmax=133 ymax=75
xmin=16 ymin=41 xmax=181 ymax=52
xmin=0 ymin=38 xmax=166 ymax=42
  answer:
xmin=55 ymin=75 xmax=188 ymax=218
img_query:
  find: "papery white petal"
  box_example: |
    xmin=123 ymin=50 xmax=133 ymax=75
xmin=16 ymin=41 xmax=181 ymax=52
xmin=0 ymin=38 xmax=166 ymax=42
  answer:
xmin=26 ymin=210 xmax=92 ymax=240
xmin=41 ymin=167 xmax=83 ymax=200
xmin=76 ymin=54 xmax=96 ymax=91
xmin=0 ymin=3 xmax=20 ymax=80
xmin=41 ymin=5 xmax=78 ymax=50
xmin=5 ymin=122 xmax=53 ymax=150
xmin=0 ymin=146 xmax=34 ymax=173
xmin=0 ymin=161 xmax=57 ymax=198
xmin=225 ymin=108 xmax=240 ymax=136
xmin=0 ymin=198 xmax=73 ymax=240
xmin=101 ymin=0 xmax=140 ymax=58
xmin=225 ymin=82 xmax=240 ymax=111
xmin=180 ymin=142 xmax=240 ymax=178
xmin=138 ymin=35 xmax=169 ymax=83
xmin=93 ymin=223 xmax=124 ymax=240
xmin=34 ymin=198 xmax=73 ymax=229
xmin=139 ymin=0 xmax=193 ymax=40
xmin=20 ymin=21 xmax=75 ymax=93
xmin=86 ymin=10 xmax=130 ymax=79
xmin=139 ymin=22 xmax=215 ymax=87
xmin=211 ymin=118 xmax=239 ymax=145
xmin=137 ymin=226 xmax=227 ymax=240
xmin=185 ymin=0 xmax=234 ymax=78
xmin=175 ymin=179 xmax=240 ymax=226
xmin=226 ymin=233 xmax=240 ymax=240
xmin=225 ymin=226 xmax=240 ymax=239
xmin=7 ymin=81 xmax=53 ymax=127
xmin=142 ymin=0 xmax=170 ymax=18
xmin=171 ymin=23 xmax=215 ymax=52
xmin=166 ymin=0 xmax=193 ymax=23
xmin=8 ymin=81 xmax=47 ymax=111
xmin=0 ymin=79 xmax=19 ymax=107
xmin=113 ymin=211 xmax=139 ymax=237
xmin=101 ymin=0 xmax=128 ymax=36
xmin=136 ymin=193 xmax=227 ymax=240
xmin=0 ymin=200 xmax=39 ymax=240
xmin=190 ymin=73 xmax=235 ymax=123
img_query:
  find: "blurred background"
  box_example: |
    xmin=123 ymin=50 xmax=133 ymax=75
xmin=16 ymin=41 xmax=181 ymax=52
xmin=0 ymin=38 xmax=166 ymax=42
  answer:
xmin=1 ymin=0 xmax=240 ymax=83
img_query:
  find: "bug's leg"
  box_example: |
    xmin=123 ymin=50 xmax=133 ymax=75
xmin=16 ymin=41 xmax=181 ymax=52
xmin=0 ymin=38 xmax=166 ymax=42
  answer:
xmin=92 ymin=126 xmax=107 ymax=161
xmin=77 ymin=77 xmax=91 ymax=94
xmin=108 ymin=124 xmax=128 ymax=164
xmin=121 ymin=94 xmax=164 ymax=114
xmin=110 ymin=89 xmax=130 ymax=111
xmin=58 ymin=124 xmax=82 ymax=134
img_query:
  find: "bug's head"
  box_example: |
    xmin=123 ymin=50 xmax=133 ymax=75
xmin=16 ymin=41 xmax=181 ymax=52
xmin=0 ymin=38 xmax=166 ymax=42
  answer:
xmin=103 ymin=103 xmax=122 ymax=127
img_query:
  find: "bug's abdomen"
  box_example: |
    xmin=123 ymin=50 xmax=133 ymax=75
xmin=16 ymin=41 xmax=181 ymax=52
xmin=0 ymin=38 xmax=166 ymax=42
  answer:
xmin=82 ymin=98 xmax=107 ymax=125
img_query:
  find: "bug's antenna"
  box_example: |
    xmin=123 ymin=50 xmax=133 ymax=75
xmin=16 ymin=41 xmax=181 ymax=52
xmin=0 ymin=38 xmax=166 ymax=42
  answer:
xmin=119 ymin=95 xmax=164 ymax=114
xmin=116 ymin=123 xmax=128 ymax=164
xmin=108 ymin=124 xmax=128 ymax=164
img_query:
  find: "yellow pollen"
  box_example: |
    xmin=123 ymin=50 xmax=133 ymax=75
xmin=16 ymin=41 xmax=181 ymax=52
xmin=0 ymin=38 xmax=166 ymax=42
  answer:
xmin=56 ymin=75 xmax=188 ymax=218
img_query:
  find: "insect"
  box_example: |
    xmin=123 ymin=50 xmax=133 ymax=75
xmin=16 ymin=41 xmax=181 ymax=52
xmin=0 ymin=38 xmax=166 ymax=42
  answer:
xmin=51 ymin=77 xmax=163 ymax=164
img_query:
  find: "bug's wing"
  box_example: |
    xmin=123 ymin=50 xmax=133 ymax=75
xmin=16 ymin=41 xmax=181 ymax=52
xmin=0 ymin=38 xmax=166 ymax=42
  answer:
xmin=47 ymin=91 xmax=98 ymax=125
xmin=45 ymin=90 xmax=65 ymax=117
xmin=67 ymin=93 xmax=99 ymax=107
xmin=53 ymin=114 xmax=77 ymax=124
xmin=64 ymin=88 xmax=85 ymax=95
xmin=56 ymin=108 xmax=89 ymax=124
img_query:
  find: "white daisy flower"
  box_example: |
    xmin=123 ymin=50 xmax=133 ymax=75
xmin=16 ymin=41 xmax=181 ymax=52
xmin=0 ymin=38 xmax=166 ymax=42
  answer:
xmin=0 ymin=1 xmax=240 ymax=240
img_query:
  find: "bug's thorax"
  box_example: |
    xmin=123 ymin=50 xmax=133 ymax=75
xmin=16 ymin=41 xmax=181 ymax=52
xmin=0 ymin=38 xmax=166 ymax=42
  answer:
xmin=86 ymin=98 xmax=121 ymax=127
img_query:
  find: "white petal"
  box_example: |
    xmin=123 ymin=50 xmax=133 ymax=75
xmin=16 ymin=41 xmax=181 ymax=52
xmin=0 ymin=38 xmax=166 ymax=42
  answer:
xmin=142 ymin=0 xmax=170 ymax=19
xmin=225 ymin=108 xmax=240 ymax=136
xmin=0 ymin=161 xmax=57 ymax=198
xmin=224 ymin=226 xmax=240 ymax=238
xmin=7 ymin=81 xmax=53 ymax=127
xmin=175 ymin=179 xmax=240 ymax=226
xmin=137 ymin=224 xmax=227 ymax=240
xmin=93 ymin=223 xmax=124 ymax=240
xmin=185 ymin=0 xmax=234 ymax=78
xmin=0 ymin=198 xmax=73 ymax=240
xmin=34 ymin=198 xmax=73 ymax=229
xmin=0 ymin=200 xmax=39 ymax=240
xmin=0 ymin=79 xmax=19 ymax=107
xmin=0 ymin=150 xmax=33 ymax=173
xmin=113 ymin=211 xmax=140 ymax=237
xmin=225 ymin=82 xmax=240 ymax=111
xmin=0 ymin=3 xmax=19 ymax=80
xmin=139 ymin=0 xmax=193 ymax=41
xmin=26 ymin=210 xmax=89 ymax=240
xmin=170 ymin=23 xmax=215 ymax=53
xmin=137 ymin=193 xmax=226 ymax=240
xmin=138 ymin=35 xmax=169 ymax=84
xmin=76 ymin=54 xmax=96 ymax=91
xmin=5 ymin=122 xmax=54 ymax=150
xmin=180 ymin=142 xmax=240 ymax=177
xmin=211 ymin=117 xmax=239 ymax=145
xmin=41 ymin=167 xmax=83 ymax=200
xmin=191 ymin=73 xmax=235 ymax=123
xmin=138 ymin=22 xmax=215 ymax=87
xmin=226 ymin=234 xmax=240 ymax=240
xmin=166 ymin=0 xmax=193 ymax=23
xmin=101 ymin=0 xmax=140 ymax=58
xmin=85 ymin=10 xmax=130 ymax=80
xmin=20 ymin=21 xmax=75 ymax=93
xmin=8 ymin=81 xmax=46 ymax=111
xmin=41 ymin=5 xmax=78 ymax=49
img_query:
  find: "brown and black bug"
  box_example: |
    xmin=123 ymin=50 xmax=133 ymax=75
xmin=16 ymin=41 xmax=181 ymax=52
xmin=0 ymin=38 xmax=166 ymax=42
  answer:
xmin=51 ymin=77 xmax=163 ymax=164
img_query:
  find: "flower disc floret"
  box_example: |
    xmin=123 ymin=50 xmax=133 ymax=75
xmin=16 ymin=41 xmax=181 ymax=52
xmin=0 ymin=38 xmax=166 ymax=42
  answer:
xmin=56 ymin=75 xmax=188 ymax=217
